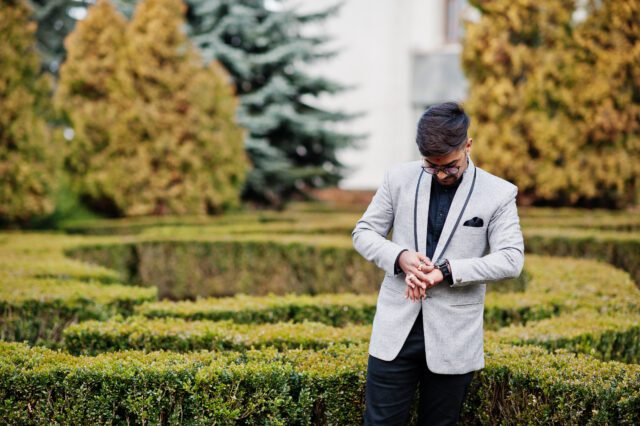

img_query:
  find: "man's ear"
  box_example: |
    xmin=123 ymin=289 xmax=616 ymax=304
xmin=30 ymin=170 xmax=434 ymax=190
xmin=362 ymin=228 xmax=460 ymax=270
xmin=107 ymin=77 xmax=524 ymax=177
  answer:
xmin=467 ymin=138 xmax=473 ymax=152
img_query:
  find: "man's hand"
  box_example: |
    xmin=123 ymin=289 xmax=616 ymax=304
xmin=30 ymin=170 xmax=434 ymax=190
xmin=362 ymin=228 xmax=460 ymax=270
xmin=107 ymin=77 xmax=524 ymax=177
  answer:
xmin=404 ymin=263 xmax=444 ymax=302
xmin=398 ymin=251 xmax=434 ymax=302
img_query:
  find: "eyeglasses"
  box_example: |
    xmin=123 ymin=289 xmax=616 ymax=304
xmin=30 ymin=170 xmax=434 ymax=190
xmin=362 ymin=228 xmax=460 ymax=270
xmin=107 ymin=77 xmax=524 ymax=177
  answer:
xmin=421 ymin=153 xmax=468 ymax=176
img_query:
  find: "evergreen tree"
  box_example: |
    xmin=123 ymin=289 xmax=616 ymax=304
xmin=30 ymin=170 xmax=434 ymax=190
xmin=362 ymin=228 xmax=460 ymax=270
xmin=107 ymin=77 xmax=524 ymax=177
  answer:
xmin=29 ymin=0 xmax=357 ymax=208
xmin=569 ymin=0 xmax=640 ymax=207
xmin=462 ymin=0 xmax=639 ymax=208
xmin=0 ymin=0 xmax=60 ymax=226
xmin=186 ymin=0 xmax=360 ymax=207
xmin=28 ymin=0 xmax=136 ymax=74
xmin=54 ymin=0 xmax=131 ymax=216
xmin=56 ymin=0 xmax=248 ymax=216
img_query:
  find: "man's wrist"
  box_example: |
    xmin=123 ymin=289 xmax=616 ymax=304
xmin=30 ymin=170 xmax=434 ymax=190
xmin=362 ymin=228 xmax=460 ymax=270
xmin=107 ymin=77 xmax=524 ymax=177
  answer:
xmin=445 ymin=259 xmax=453 ymax=285
xmin=394 ymin=249 xmax=409 ymax=275
xmin=435 ymin=258 xmax=453 ymax=285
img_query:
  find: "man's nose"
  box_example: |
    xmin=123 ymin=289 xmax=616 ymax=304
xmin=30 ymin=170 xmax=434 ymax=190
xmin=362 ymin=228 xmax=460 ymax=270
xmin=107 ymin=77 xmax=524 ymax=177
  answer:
xmin=437 ymin=170 xmax=448 ymax=180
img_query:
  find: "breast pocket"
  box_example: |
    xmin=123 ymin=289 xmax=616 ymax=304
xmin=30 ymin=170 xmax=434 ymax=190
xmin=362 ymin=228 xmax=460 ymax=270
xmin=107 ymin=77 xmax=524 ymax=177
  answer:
xmin=459 ymin=224 xmax=487 ymax=236
xmin=446 ymin=225 xmax=488 ymax=258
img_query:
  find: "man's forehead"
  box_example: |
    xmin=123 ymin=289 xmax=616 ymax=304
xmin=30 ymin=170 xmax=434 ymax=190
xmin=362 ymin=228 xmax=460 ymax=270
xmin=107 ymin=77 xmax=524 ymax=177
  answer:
xmin=424 ymin=150 xmax=461 ymax=165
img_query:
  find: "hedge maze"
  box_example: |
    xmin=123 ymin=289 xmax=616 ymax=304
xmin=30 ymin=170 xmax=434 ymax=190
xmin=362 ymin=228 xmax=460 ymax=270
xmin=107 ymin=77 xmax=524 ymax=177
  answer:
xmin=1 ymin=207 xmax=639 ymax=424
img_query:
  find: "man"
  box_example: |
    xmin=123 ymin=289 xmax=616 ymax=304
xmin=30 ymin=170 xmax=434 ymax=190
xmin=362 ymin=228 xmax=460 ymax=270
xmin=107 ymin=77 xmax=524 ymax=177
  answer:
xmin=352 ymin=102 xmax=525 ymax=425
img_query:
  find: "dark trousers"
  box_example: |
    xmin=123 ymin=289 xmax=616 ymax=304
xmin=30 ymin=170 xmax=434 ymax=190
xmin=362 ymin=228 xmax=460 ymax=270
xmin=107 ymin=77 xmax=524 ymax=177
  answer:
xmin=363 ymin=308 xmax=474 ymax=426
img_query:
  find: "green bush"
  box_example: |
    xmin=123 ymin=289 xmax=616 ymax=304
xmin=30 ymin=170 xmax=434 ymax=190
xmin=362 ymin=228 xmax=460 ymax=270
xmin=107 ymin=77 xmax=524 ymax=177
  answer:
xmin=64 ymin=238 xmax=381 ymax=299
xmin=63 ymin=316 xmax=371 ymax=355
xmin=1 ymin=341 xmax=639 ymax=425
xmin=494 ymin=309 xmax=640 ymax=364
xmin=131 ymin=255 xmax=638 ymax=329
xmin=520 ymin=207 xmax=640 ymax=232
xmin=2 ymin=207 xmax=640 ymax=423
xmin=524 ymin=228 xmax=640 ymax=288
xmin=136 ymin=292 xmax=378 ymax=326
xmin=0 ymin=277 xmax=156 ymax=346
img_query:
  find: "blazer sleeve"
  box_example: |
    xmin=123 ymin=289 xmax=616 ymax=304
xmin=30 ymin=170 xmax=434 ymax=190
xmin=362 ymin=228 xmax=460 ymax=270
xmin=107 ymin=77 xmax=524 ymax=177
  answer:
xmin=351 ymin=169 xmax=408 ymax=277
xmin=447 ymin=186 xmax=525 ymax=287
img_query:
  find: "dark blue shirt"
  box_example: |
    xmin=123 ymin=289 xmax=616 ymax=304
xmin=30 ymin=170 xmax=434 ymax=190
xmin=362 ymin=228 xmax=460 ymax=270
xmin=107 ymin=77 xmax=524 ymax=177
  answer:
xmin=426 ymin=174 xmax=462 ymax=260
xmin=394 ymin=174 xmax=463 ymax=274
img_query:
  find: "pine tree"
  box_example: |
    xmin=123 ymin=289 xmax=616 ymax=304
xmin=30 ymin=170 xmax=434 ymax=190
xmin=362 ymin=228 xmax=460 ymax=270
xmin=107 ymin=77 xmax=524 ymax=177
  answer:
xmin=462 ymin=0 xmax=639 ymax=208
xmin=186 ymin=0 xmax=360 ymax=207
xmin=0 ymin=0 xmax=60 ymax=226
xmin=29 ymin=0 xmax=356 ymax=208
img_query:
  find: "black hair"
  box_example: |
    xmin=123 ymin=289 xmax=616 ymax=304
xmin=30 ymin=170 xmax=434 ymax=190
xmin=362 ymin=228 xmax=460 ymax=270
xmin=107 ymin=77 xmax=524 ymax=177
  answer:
xmin=415 ymin=102 xmax=470 ymax=157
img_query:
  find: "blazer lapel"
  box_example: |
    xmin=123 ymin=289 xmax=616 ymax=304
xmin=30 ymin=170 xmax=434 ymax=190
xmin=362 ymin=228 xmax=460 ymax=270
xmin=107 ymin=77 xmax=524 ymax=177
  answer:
xmin=414 ymin=165 xmax=432 ymax=255
xmin=431 ymin=157 xmax=477 ymax=262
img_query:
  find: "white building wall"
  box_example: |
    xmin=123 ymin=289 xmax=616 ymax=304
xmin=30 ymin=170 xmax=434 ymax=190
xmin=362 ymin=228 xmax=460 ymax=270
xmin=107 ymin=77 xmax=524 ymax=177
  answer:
xmin=297 ymin=0 xmax=468 ymax=189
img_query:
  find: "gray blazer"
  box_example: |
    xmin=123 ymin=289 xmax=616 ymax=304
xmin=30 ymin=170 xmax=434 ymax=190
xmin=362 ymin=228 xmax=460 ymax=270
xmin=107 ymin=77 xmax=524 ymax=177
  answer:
xmin=352 ymin=157 xmax=524 ymax=374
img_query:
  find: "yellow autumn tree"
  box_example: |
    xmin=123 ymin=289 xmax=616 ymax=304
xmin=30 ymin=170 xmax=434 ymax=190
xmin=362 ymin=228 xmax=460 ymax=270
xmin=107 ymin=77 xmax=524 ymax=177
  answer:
xmin=56 ymin=0 xmax=248 ymax=216
xmin=0 ymin=0 xmax=60 ymax=226
xmin=462 ymin=0 xmax=639 ymax=208
xmin=54 ymin=0 xmax=130 ymax=216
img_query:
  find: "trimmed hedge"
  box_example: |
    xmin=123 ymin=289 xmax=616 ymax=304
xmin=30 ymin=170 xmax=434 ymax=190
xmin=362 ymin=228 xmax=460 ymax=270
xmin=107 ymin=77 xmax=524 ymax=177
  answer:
xmin=64 ymin=229 xmax=640 ymax=303
xmin=2 ymin=207 xmax=640 ymax=424
xmin=494 ymin=309 xmax=640 ymax=364
xmin=64 ymin=238 xmax=382 ymax=300
xmin=56 ymin=207 xmax=640 ymax=291
xmin=0 ymin=248 xmax=123 ymax=284
xmin=63 ymin=316 xmax=371 ymax=355
xmin=59 ymin=206 xmax=640 ymax=235
xmin=62 ymin=255 xmax=640 ymax=361
xmin=524 ymin=227 xmax=640 ymax=288
xmin=1 ymin=341 xmax=639 ymax=424
xmin=0 ymin=277 xmax=156 ymax=346
xmin=136 ymin=292 xmax=378 ymax=326
xmin=0 ymin=233 xmax=158 ymax=346
xmin=59 ymin=210 xmax=357 ymax=236
xmin=132 ymin=255 xmax=639 ymax=331
xmin=462 ymin=342 xmax=640 ymax=425
xmin=519 ymin=206 xmax=640 ymax=232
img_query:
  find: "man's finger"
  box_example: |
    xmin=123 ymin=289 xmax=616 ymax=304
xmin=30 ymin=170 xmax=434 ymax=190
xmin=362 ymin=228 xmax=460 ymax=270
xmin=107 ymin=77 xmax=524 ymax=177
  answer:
xmin=411 ymin=286 xmax=420 ymax=302
xmin=417 ymin=253 xmax=433 ymax=265
xmin=410 ymin=274 xmax=425 ymax=290
xmin=414 ymin=286 xmax=422 ymax=301
xmin=408 ymin=284 xmax=417 ymax=302
xmin=412 ymin=269 xmax=431 ymax=283
xmin=407 ymin=272 xmax=424 ymax=288
xmin=405 ymin=276 xmax=415 ymax=289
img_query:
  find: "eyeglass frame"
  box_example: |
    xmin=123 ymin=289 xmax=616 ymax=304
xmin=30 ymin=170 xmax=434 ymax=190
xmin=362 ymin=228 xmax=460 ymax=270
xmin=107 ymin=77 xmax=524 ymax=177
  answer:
xmin=421 ymin=151 xmax=470 ymax=177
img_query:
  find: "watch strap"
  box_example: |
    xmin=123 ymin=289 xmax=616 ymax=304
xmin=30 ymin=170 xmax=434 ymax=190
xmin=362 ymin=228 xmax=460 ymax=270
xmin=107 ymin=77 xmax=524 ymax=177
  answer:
xmin=436 ymin=259 xmax=453 ymax=285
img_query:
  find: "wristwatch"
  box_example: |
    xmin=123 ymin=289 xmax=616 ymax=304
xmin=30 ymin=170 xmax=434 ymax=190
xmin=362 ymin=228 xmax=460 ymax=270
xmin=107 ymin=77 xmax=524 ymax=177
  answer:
xmin=434 ymin=258 xmax=453 ymax=285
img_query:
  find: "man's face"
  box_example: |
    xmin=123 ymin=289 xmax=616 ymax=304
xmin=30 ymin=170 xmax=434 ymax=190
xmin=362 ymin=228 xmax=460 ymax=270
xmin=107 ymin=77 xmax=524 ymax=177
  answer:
xmin=422 ymin=138 xmax=472 ymax=186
